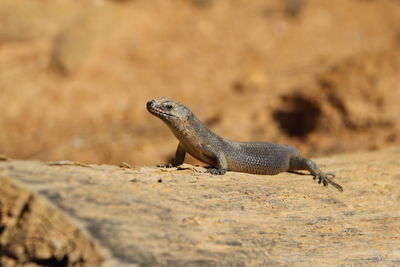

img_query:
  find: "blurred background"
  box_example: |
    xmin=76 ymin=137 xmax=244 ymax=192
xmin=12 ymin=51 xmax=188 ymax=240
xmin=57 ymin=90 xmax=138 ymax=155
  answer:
xmin=0 ymin=0 xmax=399 ymax=166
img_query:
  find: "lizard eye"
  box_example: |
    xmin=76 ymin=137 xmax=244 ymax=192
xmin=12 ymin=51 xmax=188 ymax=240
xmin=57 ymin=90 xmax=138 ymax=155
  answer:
xmin=164 ymin=104 xmax=173 ymax=110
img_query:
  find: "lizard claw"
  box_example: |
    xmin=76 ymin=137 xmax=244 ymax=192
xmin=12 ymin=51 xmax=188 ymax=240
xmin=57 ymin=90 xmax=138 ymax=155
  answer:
xmin=206 ymin=168 xmax=227 ymax=175
xmin=313 ymin=172 xmax=343 ymax=192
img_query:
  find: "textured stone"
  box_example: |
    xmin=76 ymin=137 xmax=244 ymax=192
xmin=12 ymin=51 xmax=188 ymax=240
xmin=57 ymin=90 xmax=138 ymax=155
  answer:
xmin=1 ymin=147 xmax=400 ymax=266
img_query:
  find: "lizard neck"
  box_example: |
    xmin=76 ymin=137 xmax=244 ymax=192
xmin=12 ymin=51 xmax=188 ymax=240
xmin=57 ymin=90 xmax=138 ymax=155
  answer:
xmin=166 ymin=114 xmax=222 ymax=145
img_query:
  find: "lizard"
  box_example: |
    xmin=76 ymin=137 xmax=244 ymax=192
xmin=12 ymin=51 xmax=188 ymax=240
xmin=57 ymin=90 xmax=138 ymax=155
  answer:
xmin=147 ymin=97 xmax=343 ymax=191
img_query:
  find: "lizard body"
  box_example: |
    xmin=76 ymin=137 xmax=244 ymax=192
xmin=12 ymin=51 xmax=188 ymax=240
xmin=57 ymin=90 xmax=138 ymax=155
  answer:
xmin=147 ymin=97 xmax=343 ymax=191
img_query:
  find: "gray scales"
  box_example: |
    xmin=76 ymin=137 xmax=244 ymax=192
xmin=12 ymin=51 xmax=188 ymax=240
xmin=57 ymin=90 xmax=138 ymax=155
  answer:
xmin=147 ymin=97 xmax=343 ymax=191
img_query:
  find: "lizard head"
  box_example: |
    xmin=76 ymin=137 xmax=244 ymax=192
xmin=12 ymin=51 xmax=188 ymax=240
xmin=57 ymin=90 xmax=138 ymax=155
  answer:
xmin=147 ymin=97 xmax=193 ymax=126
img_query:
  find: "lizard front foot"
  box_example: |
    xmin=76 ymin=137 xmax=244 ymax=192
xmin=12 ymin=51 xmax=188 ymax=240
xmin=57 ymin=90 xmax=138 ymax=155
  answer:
xmin=313 ymin=172 xmax=343 ymax=192
xmin=206 ymin=168 xmax=227 ymax=175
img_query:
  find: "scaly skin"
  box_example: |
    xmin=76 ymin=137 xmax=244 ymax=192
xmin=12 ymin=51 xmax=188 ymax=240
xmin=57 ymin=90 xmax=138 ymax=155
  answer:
xmin=147 ymin=97 xmax=343 ymax=191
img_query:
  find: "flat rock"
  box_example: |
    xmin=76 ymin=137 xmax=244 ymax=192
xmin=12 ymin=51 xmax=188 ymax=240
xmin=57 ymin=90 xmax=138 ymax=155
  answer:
xmin=1 ymin=147 xmax=400 ymax=266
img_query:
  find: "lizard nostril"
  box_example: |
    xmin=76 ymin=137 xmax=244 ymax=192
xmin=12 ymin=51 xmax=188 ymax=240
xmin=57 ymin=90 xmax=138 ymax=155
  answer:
xmin=146 ymin=100 xmax=155 ymax=110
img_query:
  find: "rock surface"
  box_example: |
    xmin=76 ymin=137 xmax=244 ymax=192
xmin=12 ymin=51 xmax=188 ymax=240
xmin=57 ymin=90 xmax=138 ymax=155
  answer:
xmin=1 ymin=147 xmax=400 ymax=266
xmin=0 ymin=0 xmax=400 ymax=165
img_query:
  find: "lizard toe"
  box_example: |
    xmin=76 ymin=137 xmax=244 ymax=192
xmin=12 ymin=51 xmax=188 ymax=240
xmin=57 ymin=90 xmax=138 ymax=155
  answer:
xmin=315 ymin=175 xmax=323 ymax=184
xmin=314 ymin=173 xmax=344 ymax=192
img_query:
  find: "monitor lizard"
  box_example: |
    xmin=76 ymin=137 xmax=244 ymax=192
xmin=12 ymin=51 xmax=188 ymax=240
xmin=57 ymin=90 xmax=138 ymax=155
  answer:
xmin=147 ymin=97 xmax=343 ymax=191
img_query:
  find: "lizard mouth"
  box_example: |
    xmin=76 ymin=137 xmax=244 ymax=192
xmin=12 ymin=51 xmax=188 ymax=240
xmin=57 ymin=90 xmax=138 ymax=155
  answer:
xmin=147 ymin=102 xmax=177 ymax=119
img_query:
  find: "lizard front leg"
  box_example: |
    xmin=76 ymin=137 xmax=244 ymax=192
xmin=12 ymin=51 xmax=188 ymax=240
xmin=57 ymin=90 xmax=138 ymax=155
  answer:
xmin=201 ymin=144 xmax=228 ymax=175
xmin=157 ymin=143 xmax=186 ymax=168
